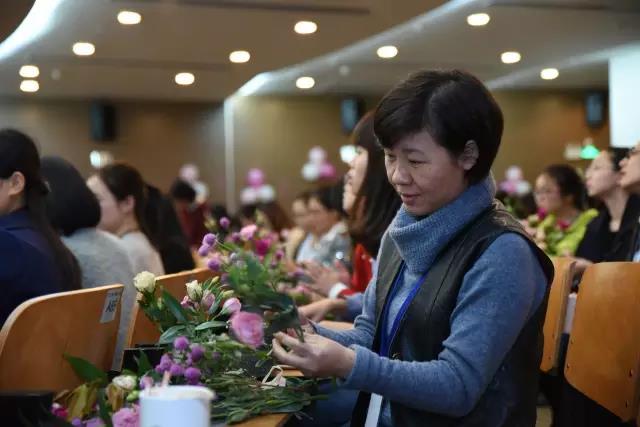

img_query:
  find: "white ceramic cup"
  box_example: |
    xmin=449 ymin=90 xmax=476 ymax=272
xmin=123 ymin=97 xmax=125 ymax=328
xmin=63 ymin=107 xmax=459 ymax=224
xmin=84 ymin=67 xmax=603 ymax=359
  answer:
xmin=139 ymin=385 xmax=215 ymax=427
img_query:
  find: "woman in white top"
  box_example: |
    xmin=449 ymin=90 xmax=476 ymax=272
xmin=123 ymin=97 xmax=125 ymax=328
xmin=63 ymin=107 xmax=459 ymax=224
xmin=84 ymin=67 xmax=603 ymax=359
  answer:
xmin=87 ymin=162 xmax=164 ymax=276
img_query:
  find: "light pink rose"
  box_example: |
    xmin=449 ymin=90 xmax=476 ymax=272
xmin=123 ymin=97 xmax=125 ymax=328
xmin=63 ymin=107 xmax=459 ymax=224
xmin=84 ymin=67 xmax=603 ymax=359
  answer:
xmin=112 ymin=405 xmax=139 ymax=427
xmin=240 ymin=224 xmax=258 ymax=240
xmin=222 ymin=297 xmax=242 ymax=314
xmin=202 ymin=291 xmax=216 ymax=311
xmin=230 ymin=311 xmax=264 ymax=349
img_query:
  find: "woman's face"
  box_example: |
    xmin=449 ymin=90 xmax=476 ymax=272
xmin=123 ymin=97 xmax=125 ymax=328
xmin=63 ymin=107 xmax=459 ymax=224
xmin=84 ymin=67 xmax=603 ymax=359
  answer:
xmin=384 ymin=131 xmax=468 ymax=216
xmin=343 ymin=146 xmax=368 ymax=213
xmin=86 ymin=175 xmax=124 ymax=234
xmin=291 ymin=199 xmax=310 ymax=231
xmin=619 ymin=143 xmax=640 ymax=193
xmin=585 ymin=151 xmax=620 ymax=199
xmin=307 ymin=196 xmax=338 ymax=236
xmin=534 ymin=174 xmax=569 ymax=214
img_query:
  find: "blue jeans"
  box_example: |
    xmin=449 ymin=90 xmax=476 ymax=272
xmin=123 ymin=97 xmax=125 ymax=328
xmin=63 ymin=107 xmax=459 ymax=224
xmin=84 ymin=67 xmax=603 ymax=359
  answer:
xmin=293 ymin=380 xmax=358 ymax=427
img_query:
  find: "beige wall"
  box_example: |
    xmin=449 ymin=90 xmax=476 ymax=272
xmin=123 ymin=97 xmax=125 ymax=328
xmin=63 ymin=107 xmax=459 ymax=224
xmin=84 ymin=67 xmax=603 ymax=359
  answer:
xmin=0 ymin=89 xmax=608 ymax=215
xmin=0 ymin=99 xmax=227 ymax=203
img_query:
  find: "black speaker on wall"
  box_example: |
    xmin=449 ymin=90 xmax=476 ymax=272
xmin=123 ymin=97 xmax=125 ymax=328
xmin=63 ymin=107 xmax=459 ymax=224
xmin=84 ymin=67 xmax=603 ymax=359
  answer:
xmin=90 ymin=102 xmax=117 ymax=142
xmin=341 ymin=97 xmax=365 ymax=134
xmin=585 ymin=91 xmax=606 ymax=129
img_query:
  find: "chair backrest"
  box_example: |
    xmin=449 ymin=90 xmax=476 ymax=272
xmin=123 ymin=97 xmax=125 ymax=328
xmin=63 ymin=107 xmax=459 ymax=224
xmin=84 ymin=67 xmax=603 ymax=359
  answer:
xmin=0 ymin=284 xmax=124 ymax=391
xmin=540 ymin=257 xmax=575 ymax=372
xmin=126 ymin=268 xmax=213 ymax=348
xmin=564 ymin=262 xmax=640 ymax=421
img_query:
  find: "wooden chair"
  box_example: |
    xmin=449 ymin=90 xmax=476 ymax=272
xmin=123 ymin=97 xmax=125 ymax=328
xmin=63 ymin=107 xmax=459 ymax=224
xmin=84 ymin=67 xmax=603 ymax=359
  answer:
xmin=0 ymin=284 xmax=124 ymax=391
xmin=540 ymin=257 xmax=575 ymax=372
xmin=126 ymin=268 xmax=213 ymax=348
xmin=564 ymin=262 xmax=640 ymax=422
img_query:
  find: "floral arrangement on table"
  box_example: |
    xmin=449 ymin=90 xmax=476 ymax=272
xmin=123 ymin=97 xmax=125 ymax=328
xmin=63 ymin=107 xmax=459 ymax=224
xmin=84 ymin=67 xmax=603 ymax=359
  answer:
xmin=52 ymin=219 xmax=321 ymax=426
xmin=525 ymin=208 xmax=597 ymax=256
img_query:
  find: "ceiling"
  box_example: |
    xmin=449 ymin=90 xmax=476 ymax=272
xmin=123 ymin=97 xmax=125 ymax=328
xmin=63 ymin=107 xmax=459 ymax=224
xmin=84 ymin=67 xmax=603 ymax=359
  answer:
xmin=0 ymin=0 xmax=444 ymax=101
xmin=247 ymin=0 xmax=640 ymax=96
xmin=0 ymin=0 xmax=638 ymax=101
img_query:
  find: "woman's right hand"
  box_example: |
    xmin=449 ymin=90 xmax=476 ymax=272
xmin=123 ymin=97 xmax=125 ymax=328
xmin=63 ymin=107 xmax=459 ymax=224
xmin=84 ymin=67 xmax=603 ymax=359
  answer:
xmin=299 ymin=299 xmax=337 ymax=323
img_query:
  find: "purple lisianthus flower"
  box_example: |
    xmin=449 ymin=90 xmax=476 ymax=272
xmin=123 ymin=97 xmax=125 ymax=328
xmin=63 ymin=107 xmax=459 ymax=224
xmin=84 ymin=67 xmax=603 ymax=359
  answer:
xmin=274 ymin=249 xmax=284 ymax=261
xmin=169 ymin=363 xmax=184 ymax=377
xmin=71 ymin=418 xmax=83 ymax=427
xmin=222 ymin=297 xmax=241 ymax=315
xmin=219 ymin=217 xmax=231 ymax=229
xmin=202 ymin=233 xmax=217 ymax=246
xmin=86 ymin=418 xmax=106 ymax=427
xmin=184 ymin=367 xmax=202 ymax=385
xmin=201 ymin=291 xmax=216 ymax=310
xmin=180 ymin=295 xmax=191 ymax=309
xmin=197 ymin=244 xmax=211 ymax=257
xmin=174 ymin=336 xmax=190 ymax=351
xmin=239 ymin=224 xmax=258 ymax=240
xmin=112 ymin=405 xmax=139 ymax=427
xmin=230 ymin=232 xmax=241 ymax=243
xmin=206 ymin=256 xmax=222 ymax=272
xmin=51 ymin=403 xmax=68 ymax=419
xmin=190 ymin=344 xmax=205 ymax=362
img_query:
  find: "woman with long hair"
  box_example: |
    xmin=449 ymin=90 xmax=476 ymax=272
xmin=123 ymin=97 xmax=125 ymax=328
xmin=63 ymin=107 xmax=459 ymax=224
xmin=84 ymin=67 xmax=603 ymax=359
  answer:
xmin=0 ymin=129 xmax=81 ymax=324
xmin=299 ymin=112 xmax=402 ymax=321
xmin=87 ymin=163 xmax=164 ymax=275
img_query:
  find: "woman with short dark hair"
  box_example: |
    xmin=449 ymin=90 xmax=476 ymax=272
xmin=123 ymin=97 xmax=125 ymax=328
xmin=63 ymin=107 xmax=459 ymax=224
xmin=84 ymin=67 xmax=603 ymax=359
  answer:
xmin=0 ymin=130 xmax=81 ymax=325
xmin=273 ymin=70 xmax=553 ymax=427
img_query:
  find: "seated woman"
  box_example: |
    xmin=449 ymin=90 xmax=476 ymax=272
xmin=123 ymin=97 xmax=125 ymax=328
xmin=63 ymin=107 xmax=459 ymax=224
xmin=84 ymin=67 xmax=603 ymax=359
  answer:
xmin=0 ymin=130 xmax=81 ymax=325
xmin=299 ymin=112 xmax=401 ymax=322
xmin=285 ymin=192 xmax=312 ymax=261
xmin=295 ymin=185 xmax=351 ymax=267
xmin=273 ymin=69 xmax=553 ymax=427
xmin=619 ymin=141 xmax=640 ymax=261
xmin=528 ymin=164 xmax=597 ymax=256
xmin=42 ymin=156 xmax=137 ymax=367
xmin=87 ymin=163 xmax=164 ymax=276
xmin=576 ymin=148 xmax=640 ymax=265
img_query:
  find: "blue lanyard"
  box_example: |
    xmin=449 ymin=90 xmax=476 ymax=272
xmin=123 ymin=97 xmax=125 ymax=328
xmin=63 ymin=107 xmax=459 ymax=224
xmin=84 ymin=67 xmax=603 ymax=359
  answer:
xmin=378 ymin=262 xmax=429 ymax=357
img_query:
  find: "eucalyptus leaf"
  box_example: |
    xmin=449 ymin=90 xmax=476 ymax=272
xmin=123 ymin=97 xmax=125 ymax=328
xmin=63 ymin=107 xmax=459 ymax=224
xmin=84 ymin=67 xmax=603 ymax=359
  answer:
xmin=194 ymin=320 xmax=227 ymax=331
xmin=158 ymin=324 xmax=186 ymax=344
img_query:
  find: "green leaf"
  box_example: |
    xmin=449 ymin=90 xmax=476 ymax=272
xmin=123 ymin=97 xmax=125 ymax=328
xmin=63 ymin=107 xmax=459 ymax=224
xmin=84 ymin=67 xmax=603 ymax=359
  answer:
xmin=158 ymin=324 xmax=187 ymax=344
xmin=97 ymin=388 xmax=114 ymax=427
xmin=64 ymin=354 xmax=108 ymax=385
xmin=246 ymin=257 xmax=262 ymax=282
xmin=162 ymin=290 xmax=188 ymax=323
xmin=194 ymin=320 xmax=227 ymax=331
xmin=135 ymin=350 xmax=153 ymax=377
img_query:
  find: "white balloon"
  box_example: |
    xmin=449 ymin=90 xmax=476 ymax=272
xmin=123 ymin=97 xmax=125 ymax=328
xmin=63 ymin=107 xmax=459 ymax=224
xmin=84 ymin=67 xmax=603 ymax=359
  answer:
xmin=505 ymin=166 xmax=523 ymax=181
xmin=258 ymin=185 xmax=276 ymax=202
xmin=240 ymin=187 xmax=258 ymax=205
xmin=515 ymin=181 xmax=532 ymax=196
xmin=309 ymin=147 xmax=327 ymax=164
xmin=302 ymin=163 xmax=320 ymax=181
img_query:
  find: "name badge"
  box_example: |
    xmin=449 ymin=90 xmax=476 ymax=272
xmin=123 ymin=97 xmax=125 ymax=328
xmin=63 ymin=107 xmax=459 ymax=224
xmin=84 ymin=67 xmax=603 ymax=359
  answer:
xmin=365 ymin=393 xmax=383 ymax=427
xmin=100 ymin=289 xmax=122 ymax=323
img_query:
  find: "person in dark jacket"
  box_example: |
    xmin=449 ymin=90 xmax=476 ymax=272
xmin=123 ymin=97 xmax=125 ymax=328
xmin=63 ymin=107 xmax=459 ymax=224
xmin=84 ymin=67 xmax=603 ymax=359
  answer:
xmin=272 ymin=70 xmax=553 ymax=427
xmin=576 ymin=148 xmax=640 ymax=266
xmin=0 ymin=129 xmax=81 ymax=325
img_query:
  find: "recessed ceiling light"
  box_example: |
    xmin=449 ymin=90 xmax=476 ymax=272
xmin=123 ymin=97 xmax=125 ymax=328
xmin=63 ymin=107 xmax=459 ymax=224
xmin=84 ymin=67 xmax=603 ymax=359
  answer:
xmin=19 ymin=65 xmax=39 ymax=78
xmin=229 ymin=50 xmax=251 ymax=64
xmin=501 ymin=51 xmax=521 ymax=64
xmin=175 ymin=72 xmax=195 ymax=86
xmin=20 ymin=80 xmax=39 ymax=93
xmin=296 ymin=76 xmax=315 ymax=90
xmin=467 ymin=13 xmax=490 ymax=26
xmin=73 ymin=42 xmax=95 ymax=56
xmin=377 ymin=45 xmax=398 ymax=59
xmin=117 ymin=10 xmax=142 ymax=25
xmin=540 ymin=68 xmax=559 ymax=80
xmin=294 ymin=21 xmax=317 ymax=35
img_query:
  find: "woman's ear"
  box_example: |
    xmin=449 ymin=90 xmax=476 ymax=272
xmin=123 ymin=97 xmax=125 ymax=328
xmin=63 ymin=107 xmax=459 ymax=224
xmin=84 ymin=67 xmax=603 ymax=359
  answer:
xmin=119 ymin=194 xmax=136 ymax=214
xmin=7 ymin=172 xmax=26 ymax=197
xmin=458 ymin=140 xmax=479 ymax=172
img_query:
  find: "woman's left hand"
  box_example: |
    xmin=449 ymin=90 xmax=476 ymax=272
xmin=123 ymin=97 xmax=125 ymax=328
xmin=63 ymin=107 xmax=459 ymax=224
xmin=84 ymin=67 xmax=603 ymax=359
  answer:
xmin=304 ymin=261 xmax=350 ymax=297
xmin=272 ymin=332 xmax=356 ymax=378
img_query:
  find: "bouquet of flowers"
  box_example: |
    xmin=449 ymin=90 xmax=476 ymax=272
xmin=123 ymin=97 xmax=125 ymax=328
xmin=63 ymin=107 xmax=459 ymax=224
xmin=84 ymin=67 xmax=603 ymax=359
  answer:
xmin=53 ymin=220 xmax=321 ymax=426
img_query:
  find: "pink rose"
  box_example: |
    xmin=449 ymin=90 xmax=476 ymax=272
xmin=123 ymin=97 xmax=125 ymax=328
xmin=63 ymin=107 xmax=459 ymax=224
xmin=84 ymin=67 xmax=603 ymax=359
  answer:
xmin=222 ymin=297 xmax=242 ymax=314
xmin=230 ymin=311 xmax=264 ymax=349
xmin=112 ymin=405 xmax=139 ymax=427
xmin=240 ymin=224 xmax=258 ymax=240
xmin=536 ymin=208 xmax=548 ymax=219
xmin=202 ymin=291 xmax=216 ymax=310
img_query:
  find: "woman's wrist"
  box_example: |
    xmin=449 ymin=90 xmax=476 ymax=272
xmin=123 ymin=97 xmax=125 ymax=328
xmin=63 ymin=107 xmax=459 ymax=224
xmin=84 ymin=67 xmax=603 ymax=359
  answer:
xmin=336 ymin=346 xmax=356 ymax=378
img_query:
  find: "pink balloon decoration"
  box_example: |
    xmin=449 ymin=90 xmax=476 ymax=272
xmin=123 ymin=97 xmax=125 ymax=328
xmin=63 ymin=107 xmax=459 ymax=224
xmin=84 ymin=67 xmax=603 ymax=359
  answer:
xmin=319 ymin=162 xmax=336 ymax=179
xmin=247 ymin=168 xmax=265 ymax=188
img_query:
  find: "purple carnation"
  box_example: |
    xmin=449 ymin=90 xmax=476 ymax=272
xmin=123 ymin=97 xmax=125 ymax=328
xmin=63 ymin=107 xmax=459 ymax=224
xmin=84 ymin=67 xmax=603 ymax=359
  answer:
xmin=184 ymin=367 xmax=202 ymax=385
xmin=219 ymin=217 xmax=231 ymax=229
xmin=202 ymin=233 xmax=217 ymax=246
xmin=169 ymin=363 xmax=184 ymax=377
xmin=190 ymin=344 xmax=205 ymax=362
xmin=230 ymin=232 xmax=241 ymax=243
xmin=197 ymin=244 xmax=211 ymax=257
xmin=275 ymin=249 xmax=284 ymax=261
xmin=155 ymin=354 xmax=172 ymax=373
xmin=207 ymin=256 xmax=222 ymax=272
xmin=174 ymin=336 xmax=190 ymax=351
xmin=255 ymin=239 xmax=271 ymax=256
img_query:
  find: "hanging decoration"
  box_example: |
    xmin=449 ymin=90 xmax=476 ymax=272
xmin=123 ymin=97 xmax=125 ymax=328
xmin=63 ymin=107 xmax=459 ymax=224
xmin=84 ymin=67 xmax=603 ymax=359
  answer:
xmin=301 ymin=146 xmax=337 ymax=182
xmin=240 ymin=168 xmax=276 ymax=205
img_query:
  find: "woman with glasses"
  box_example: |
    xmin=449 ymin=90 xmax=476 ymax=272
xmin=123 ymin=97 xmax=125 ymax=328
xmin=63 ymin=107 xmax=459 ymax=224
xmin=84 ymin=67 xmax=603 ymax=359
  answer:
xmin=528 ymin=164 xmax=597 ymax=256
